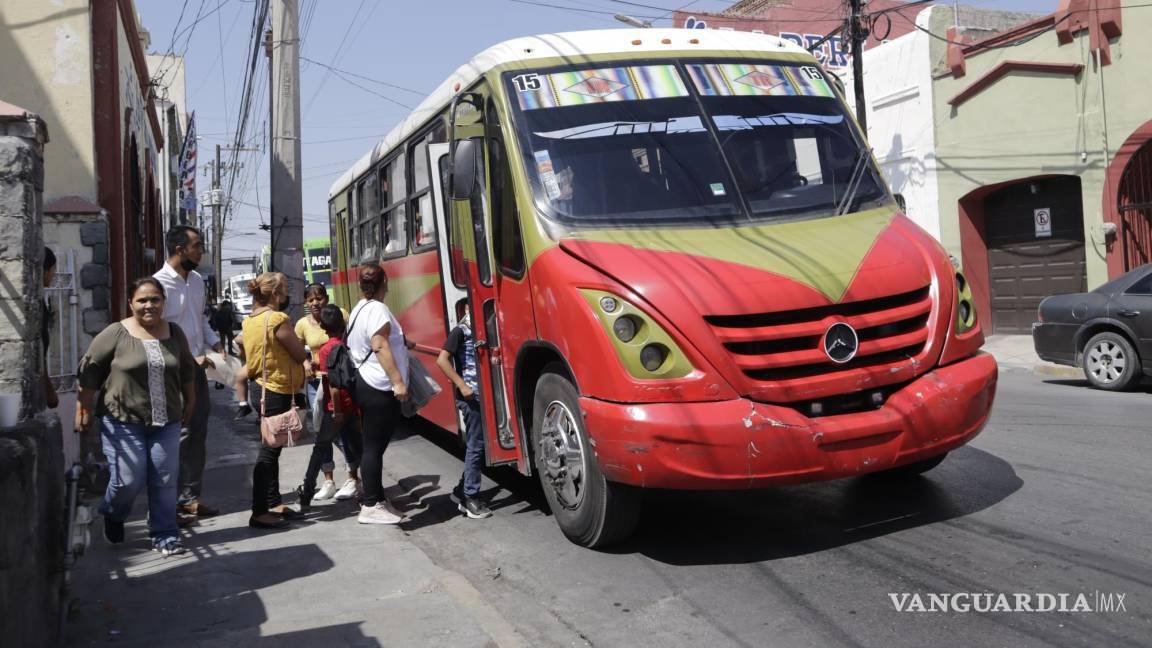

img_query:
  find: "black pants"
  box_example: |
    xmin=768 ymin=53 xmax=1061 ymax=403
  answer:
xmin=178 ymin=367 xmax=211 ymax=505
xmin=252 ymin=390 xmax=293 ymax=515
xmin=355 ymin=382 xmax=401 ymax=508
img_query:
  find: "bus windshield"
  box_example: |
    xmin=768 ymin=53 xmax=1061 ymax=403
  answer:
xmin=505 ymin=61 xmax=890 ymax=227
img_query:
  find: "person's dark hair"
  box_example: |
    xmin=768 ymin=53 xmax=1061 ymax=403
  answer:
xmin=43 ymin=247 xmax=56 ymax=271
xmin=304 ymin=283 xmax=328 ymax=302
xmin=128 ymin=277 xmax=166 ymax=302
xmin=165 ymin=225 xmax=201 ymax=257
xmin=318 ymin=304 xmax=345 ymax=337
xmin=358 ymin=262 xmax=386 ymax=298
xmin=455 ymin=297 xmax=468 ymax=320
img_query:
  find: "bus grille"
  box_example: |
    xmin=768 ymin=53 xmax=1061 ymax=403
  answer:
xmin=705 ymin=286 xmax=933 ymax=387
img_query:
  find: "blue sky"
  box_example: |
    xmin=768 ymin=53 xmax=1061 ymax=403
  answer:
xmin=136 ymin=0 xmax=1060 ymax=276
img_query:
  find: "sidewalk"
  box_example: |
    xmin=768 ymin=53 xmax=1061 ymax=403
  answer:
xmin=64 ymin=385 xmax=525 ymax=648
xmin=981 ymin=334 xmax=1081 ymax=378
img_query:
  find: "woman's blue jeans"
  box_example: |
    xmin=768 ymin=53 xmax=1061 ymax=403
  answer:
xmin=98 ymin=416 xmax=181 ymax=543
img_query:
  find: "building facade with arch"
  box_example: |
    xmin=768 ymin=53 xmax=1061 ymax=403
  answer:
xmin=932 ymin=0 xmax=1148 ymax=335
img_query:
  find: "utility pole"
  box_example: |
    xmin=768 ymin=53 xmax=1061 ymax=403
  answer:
xmin=847 ymin=0 xmax=870 ymax=135
xmin=269 ymin=0 xmax=304 ymax=320
xmin=212 ymin=143 xmax=222 ymax=295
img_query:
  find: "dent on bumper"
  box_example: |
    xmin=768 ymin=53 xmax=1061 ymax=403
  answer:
xmin=581 ymin=352 xmax=998 ymax=489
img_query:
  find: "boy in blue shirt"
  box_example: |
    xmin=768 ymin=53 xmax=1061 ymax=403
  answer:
xmin=436 ymin=299 xmax=492 ymax=519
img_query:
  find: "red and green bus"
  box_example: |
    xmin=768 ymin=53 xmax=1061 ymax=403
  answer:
xmin=327 ymin=29 xmax=997 ymax=547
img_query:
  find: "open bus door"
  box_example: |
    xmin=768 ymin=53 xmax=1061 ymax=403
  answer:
xmin=440 ymin=91 xmax=526 ymax=469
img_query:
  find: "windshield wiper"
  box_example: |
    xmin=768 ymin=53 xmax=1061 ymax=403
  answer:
xmin=834 ymin=149 xmax=871 ymax=217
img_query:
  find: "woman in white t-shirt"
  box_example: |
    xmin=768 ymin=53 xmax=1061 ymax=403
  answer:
xmin=346 ymin=262 xmax=410 ymax=525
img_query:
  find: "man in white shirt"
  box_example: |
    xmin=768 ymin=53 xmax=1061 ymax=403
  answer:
xmin=154 ymin=226 xmax=224 ymax=522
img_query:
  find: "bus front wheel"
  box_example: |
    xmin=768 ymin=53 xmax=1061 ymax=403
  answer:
xmin=531 ymin=371 xmax=641 ymax=548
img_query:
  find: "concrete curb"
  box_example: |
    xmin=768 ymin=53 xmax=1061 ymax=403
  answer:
xmin=994 ymin=361 xmax=1082 ymax=379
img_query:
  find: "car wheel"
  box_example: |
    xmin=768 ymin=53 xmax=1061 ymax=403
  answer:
xmin=531 ymin=369 xmax=641 ymax=548
xmin=1081 ymin=332 xmax=1142 ymax=391
xmin=876 ymin=452 xmax=948 ymax=478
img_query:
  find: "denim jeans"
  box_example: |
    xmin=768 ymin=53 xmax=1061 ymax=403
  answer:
xmin=303 ymin=411 xmax=362 ymax=493
xmin=456 ymin=397 xmax=484 ymax=498
xmin=99 ymin=416 xmax=181 ymax=543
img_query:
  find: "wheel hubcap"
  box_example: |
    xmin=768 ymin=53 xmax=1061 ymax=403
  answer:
xmin=538 ymin=400 xmax=587 ymax=510
xmin=1087 ymin=341 xmax=1126 ymax=383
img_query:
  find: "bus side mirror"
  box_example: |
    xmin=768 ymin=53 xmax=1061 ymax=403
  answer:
xmin=450 ymin=138 xmax=478 ymax=200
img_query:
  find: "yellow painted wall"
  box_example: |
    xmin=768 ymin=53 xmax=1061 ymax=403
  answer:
xmin=0 ymin=0 xmax=97 ymax=204
xmin=930 ymin=6 xmax=1152 ymax=289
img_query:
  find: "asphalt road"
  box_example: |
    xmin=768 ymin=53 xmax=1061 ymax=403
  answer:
xmin=382 ymin=371 xmax=1152 ymax=648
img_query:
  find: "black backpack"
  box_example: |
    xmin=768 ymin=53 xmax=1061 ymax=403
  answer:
xmin=326 ymin=302 xmax=371 ymax=390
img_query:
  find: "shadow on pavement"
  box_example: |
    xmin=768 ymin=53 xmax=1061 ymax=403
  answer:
xmin=610 ymin=446 xmax=1022 ymax=565
xmin=65 ymin=544 xmax=342 ymax=646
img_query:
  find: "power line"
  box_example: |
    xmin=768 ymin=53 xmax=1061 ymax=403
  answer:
xmin=507 ymin=0 xmax=662 ymax=19
xmin=299 ymin=56 xmax=426 ymax=96
xmin=301 ymin=0 xmax=373 ymax=118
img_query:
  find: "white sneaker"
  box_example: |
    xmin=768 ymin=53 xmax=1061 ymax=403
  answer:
xmin=358 ymin=503 xmax=402 ymax=525
xmin=333 ymin=479 xmax=358 ymax=501
xmin=314 ymin=480 xmax=338 ymax=500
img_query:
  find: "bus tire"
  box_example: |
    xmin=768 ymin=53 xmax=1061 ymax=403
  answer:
xmin=531 ymin=371 xmax=641 ymax=548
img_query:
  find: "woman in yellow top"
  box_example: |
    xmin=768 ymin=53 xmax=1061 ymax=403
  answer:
xmin=239 ymin=272 xmax=308 ymax=529
xmin=293 ymin=283 xmax=355 ymax=502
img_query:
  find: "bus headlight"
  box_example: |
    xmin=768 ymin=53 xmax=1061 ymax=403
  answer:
xmin=955 ymin=271 xmax=977 ymax=334
xmin=640 ymin=344 xmax=668 ymax=372
xmin=581 ymin=289 xmax=694 ymax=379
xmin=613 ymin=316 xmax=639 ymax=342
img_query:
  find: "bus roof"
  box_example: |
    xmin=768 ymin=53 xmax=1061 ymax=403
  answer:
xmin=328 ymin=28 xmax=806 ymax=199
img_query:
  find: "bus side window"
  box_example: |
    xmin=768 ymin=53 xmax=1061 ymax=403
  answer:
xmin=487 ymin=104 xmax=525 ymax=278
xmin=441 ymin=154 xmax=467 ymax=289
xmin=382 ymin=153 xmax=408 ymax=257
xmin=469 ymin=138 xmax=492 ymax=286
xmin=351 ymin=184 xmax=363 ymax=261
xmin=410 ymin=136 xmax=437 ymax=252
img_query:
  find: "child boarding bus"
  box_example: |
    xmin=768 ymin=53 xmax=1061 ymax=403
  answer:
xmin=327 ymin=29 xmax=998 ymax=547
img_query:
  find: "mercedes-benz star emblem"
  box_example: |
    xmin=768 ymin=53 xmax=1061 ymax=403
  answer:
xmin=823 ymin=322 xmax=859 ymax=364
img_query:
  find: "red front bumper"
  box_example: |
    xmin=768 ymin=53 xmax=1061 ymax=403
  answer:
xmin=583 ymin=352 xmax=998 ymax=489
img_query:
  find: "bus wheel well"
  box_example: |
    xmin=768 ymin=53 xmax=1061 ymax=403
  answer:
xmin=515 ymin=346 xmax=576 ymax=459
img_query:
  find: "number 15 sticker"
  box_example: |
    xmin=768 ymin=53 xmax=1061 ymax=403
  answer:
xmin=512 ymin=73 xmax=542 ymax=92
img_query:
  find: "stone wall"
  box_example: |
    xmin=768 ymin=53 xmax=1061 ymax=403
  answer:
xmin=0 ymin=104 xmax=65 ymax=648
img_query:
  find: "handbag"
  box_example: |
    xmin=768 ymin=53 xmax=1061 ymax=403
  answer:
xmin=401 ymin=355 xmax=443 ymax=418
xmin=258 ymin=311 xmax=304 ymax=448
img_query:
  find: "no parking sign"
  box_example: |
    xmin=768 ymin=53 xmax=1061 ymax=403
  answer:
xmin=1034 ymin=208 xmax=1052 ymax=238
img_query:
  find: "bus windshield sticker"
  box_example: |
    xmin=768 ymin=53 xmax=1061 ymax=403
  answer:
xmin=533 ymin=150 xmax=562 ymax=200
xmin=686 ymin=63 xmax=834 ymax=98
xmin=532 ymin=116 xmax=708 ymax=141
xmin=710 ymin=113 xmax=845 ymax=130
xmin=710 ymin=183 xmax=727 ymax=197
xmin=515 ymin=65 xmax=688 ymax=110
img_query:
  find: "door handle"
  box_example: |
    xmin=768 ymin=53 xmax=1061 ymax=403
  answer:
xmin=1118 ymin=309 xmax=1141 ymax=317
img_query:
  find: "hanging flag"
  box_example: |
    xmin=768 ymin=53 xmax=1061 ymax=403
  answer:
xmin=178 ymin=112 xmax=197 ymax=212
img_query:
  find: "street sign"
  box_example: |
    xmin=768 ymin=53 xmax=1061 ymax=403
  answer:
xmin=1034 ymin=208 xmax=1052 ymax=238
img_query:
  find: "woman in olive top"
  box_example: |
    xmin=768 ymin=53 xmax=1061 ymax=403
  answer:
xmin=76 ymin=278 xmax=197 ymax=556
xmin=294 ymin=283 xmax=353 ymax=502
xmin=240 ymin=272 xmax=308 ymax=529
